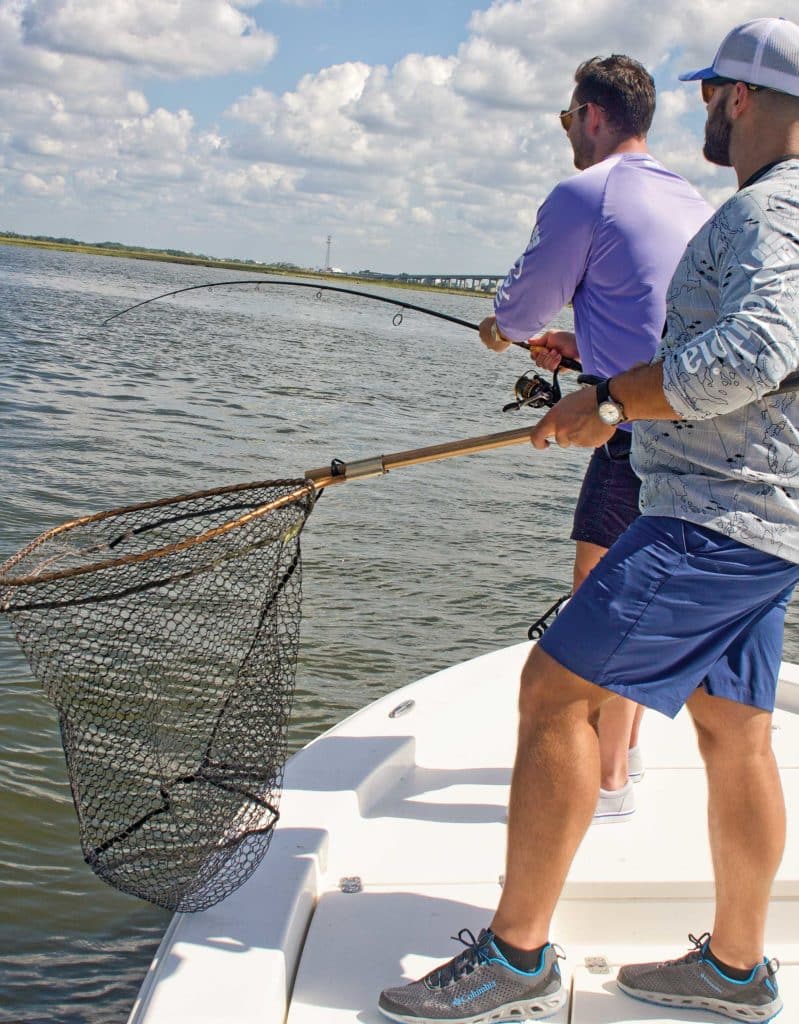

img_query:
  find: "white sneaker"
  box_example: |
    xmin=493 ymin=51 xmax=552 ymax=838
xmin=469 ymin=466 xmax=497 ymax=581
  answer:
xmin=593 ymin=780 xmax=635 ymax=824
xmin=628 ymin=745 xmax=644 ymax=783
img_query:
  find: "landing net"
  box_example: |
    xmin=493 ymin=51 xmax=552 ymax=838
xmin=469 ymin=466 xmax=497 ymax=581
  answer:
xmin=0 ymin=479 xmax=316 ymax=912
xmin=0 ymin=420 xmax=551 ymax=911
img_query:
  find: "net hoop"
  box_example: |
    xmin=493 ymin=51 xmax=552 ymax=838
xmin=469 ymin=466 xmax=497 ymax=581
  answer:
xmin=0 ymin=478 xmax=317 ymax=591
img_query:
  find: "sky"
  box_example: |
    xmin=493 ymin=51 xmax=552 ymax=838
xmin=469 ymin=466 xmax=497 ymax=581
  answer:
xmin=0 ymin=0 xmax=785 ymax=274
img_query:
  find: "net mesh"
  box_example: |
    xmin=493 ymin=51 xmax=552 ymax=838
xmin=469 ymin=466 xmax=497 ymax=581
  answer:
xmin=0 ymin=479 xmax=316 ymax=912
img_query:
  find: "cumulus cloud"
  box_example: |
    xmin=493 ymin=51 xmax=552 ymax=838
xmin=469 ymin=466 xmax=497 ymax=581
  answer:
xmin=19 ymin=0 xmax=277 ymax=77
xmin=467 ymin=0 xmax=758 ymax=75
xmin=452 ymin=36 xmax=545 ymax=112
xmin=0 ymin=0 xmax=772 ymax=270
xmin=228 ymin=63 xmax=375 ymax=165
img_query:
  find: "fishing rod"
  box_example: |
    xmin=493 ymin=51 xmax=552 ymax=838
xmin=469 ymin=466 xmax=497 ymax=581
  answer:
xmin=101 ymin=276 xmax=583 ymax=413
xmin=101 ymin=277 xmax=799 ymax=408
xmin=101 ymin=276 xmax=581 ymax=365
xmin=102 ymin=277 xmax=486 ymax=330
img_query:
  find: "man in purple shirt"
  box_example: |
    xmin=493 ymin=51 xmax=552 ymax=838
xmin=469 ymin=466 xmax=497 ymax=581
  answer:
xmin=479 ymin=56 xmax=711 ymax=822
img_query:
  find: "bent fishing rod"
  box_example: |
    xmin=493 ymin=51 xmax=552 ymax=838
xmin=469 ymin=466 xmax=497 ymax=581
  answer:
xmin=102 ymin=277 xmax=491 ymax=332
xmin=101 ymin=277 xmax=583 ymax=413
xmin=101 ymin=276 xmax=582 ymax=366
xmin=100 ymin=277 xmax=799 ymax=405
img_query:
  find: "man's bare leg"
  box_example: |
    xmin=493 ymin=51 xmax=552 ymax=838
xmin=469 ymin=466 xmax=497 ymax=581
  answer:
xmin=629 ymin=702 xmax=645 ymax=749
xmin=597 ymin=696 xmax=642 ymax=789
xmin=572 ymin=540 xmax=607 ymax=591
xmin=688 ymin=688 xmax=785 ymax=966
xmin=491 ymin=644 xmax=613 ymax=948
xmin=574 ymin=539 xmax=643 ymax=791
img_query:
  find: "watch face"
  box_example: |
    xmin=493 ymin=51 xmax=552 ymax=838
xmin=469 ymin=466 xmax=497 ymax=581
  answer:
xmin=598 ymin=400 xmax=622 ymax=425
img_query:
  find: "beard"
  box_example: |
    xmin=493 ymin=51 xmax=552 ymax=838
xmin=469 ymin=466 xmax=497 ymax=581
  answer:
xmin=703 ymin=102 xmax=733 ymax=167
xmin=571 ymin=131 xmax=596 ymax=170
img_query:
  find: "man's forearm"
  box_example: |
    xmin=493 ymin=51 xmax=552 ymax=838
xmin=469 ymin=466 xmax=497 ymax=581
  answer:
xmin=610 ymin=362 xmax=682 ymax=422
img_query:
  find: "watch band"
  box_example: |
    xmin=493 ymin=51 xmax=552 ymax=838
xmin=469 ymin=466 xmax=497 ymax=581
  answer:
xmin=596 ymin=377 xmax=627 ymax=421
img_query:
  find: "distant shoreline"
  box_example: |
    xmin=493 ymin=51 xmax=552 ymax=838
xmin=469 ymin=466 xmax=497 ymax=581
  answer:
xmin=0 ymin=234 xmax=494 ymax=301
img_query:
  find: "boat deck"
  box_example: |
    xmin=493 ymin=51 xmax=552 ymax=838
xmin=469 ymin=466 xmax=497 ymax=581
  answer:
xmin=129 ymin=642 xmax=799 ymax=1024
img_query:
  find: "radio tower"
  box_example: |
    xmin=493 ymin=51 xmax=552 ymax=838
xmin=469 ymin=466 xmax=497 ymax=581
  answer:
xmin=325 ymin=235 xmax=332 ymax=270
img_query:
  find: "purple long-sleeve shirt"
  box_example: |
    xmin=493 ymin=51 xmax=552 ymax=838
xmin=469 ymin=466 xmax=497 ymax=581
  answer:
xmin=494 ymin=153 xmax=713 ymax=380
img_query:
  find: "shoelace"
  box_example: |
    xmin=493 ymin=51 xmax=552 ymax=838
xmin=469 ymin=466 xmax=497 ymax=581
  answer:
xmin=661 ymin=933 xmax=780 ymax=978
xmin=661 ymin=931 xmax=712 ymax=967
xmin=426 ymin=928 xmax=494 ymax=989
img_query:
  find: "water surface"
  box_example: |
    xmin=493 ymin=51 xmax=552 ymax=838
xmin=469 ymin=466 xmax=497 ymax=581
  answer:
xmin=1 ymin=245 xmax=796 ymax=1023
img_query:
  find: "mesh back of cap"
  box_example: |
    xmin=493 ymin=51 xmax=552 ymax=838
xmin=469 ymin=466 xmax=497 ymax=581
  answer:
xmin=717 ymin=18 xmax=799 ymax=96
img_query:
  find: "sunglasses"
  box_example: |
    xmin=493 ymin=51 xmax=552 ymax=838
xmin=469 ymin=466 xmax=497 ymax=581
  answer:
xmin=701 ymin=76 xmax=762 ymax=104
xmin=558 ymin=101 xmax=590 ymax=131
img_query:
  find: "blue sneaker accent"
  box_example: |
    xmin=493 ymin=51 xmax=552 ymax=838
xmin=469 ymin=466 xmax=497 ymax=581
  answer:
xmin=378 ymin=927 xmax=567 ymax=1023
xmin=617 ymin=932 xmax=783 ymax=1022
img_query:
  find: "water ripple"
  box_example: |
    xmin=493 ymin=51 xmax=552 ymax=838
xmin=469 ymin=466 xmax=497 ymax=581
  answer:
xmin=3 ymin=243 xmax=794 ymax=1022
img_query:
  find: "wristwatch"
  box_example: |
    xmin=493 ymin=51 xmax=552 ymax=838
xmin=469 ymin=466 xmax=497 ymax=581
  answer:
xmin=596 ymin=378 xmax=627 ymax=425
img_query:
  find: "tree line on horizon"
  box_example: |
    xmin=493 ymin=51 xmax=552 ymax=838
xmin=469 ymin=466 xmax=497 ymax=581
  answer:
xmin=0 ymin=229 xmax=308 ymax=272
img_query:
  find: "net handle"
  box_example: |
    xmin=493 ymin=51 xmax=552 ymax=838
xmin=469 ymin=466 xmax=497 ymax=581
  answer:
xmin=0 ymin=426 xmax=538 ymax=588
xmin=304 ymin=364 xmax=799 ymax=486
xmin=11 ymin=363 xmax=799 ymax=587
xmin=305 ymin=424 xmax=538 ymax=486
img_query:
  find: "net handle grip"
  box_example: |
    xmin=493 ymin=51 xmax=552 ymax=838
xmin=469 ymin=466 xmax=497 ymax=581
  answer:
xmin=304 ymin=424 xmax=537 ymax=487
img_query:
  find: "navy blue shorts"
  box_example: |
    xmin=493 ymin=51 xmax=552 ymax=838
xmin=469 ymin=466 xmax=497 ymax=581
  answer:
xmin=539 ymin=516 xmax=799 ymax=717
xmin=570 ymin=429 xmax=640 ymax=549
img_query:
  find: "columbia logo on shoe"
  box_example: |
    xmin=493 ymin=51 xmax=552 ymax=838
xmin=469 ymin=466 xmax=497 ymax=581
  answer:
xmin=377 ymin=928 xmax=568 ymax=1023
xmin=451 ymin=980 xmax=497 ymax=1007
xmin=701 ymin=971 xmax=725 ymax=995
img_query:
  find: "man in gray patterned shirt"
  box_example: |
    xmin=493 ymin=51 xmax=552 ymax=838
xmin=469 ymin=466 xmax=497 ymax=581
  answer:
xmin=526 ymin=15 xmax=799 ymax=1023
xmin=378 ymin=17 xmax=799 ymax=1024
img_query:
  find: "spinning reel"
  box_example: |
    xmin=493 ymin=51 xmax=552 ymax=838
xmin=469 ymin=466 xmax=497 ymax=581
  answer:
xmin=502 ymin=368 xmax=563 ymax=412
xmin=502 ymin=354 xmax=594 ymax=413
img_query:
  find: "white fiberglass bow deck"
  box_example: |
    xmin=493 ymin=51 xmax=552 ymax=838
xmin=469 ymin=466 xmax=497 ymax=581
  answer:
xmin=128 ymin=641 xmax=799 ymax=1024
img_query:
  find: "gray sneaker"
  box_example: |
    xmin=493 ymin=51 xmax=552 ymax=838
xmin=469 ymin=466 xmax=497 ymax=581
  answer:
xmin=378 ymin=928 xmax=566 ymax=1023
xmin=617 ymin=932 xmax=783 ymax=1022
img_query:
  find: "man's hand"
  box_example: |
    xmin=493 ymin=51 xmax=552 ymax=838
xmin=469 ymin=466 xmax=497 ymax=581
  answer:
xmin=479 ymin=315 xmax=512 ymax=352
xmin=530 ymin=385 xmax=617 ymax=450
xmin=528 ymin=330 xmax=579 ymax=372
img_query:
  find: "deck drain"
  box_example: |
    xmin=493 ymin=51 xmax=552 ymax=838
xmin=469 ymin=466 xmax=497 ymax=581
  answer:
xmin=585 ymin=955 xmax=611 ymax=974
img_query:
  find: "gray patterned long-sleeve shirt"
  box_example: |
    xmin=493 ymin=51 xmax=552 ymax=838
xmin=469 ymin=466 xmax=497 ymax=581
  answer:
xmin=631 ymin=158 xmax=799 ymax=563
